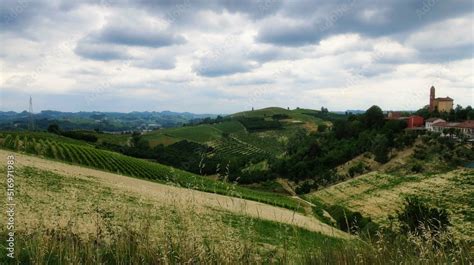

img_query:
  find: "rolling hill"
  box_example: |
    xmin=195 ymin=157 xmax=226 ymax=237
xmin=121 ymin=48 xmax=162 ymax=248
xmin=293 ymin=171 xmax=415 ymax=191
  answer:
xmin=0 ymin=149 xmax=352 ymax=263
xmin=305 ymin=159 xmax=474 ymax=241
xmin=0 ymin=131 xmax=304 ymax=211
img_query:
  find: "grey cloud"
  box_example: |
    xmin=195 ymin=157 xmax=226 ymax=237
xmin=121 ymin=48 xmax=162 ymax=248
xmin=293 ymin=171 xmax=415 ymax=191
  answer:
xmin=416 ymin=45 xmax=474 ymax=63
xmin=97 ymin=24 xmax=186 ymax=47
xmin=193 ymin=60 xmax=257 ymax=77
xmin=74 ymin=40 xmax=129 ymax=61
xmin=257 ymin=0 xmax=472 ymax=46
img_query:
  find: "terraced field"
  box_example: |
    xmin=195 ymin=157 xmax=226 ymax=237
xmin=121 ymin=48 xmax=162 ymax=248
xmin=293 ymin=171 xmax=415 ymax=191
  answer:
xmin=210 ymin=136 xmax=268 ymax=159
xmin=305 ymin=169 xmax=474 ymax=241
xmin=0 ymin=132 xmax=303 ymax=211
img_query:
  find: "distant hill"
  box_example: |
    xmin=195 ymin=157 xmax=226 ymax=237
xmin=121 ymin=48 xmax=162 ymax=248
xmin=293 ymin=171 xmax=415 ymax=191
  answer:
xmin=0 ymin=110 xmax=217 ymax=131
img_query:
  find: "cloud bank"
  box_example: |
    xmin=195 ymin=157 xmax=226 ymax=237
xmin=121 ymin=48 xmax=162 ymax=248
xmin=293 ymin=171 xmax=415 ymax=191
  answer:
xmin=1 ymin=0 xmax=472 ymax=113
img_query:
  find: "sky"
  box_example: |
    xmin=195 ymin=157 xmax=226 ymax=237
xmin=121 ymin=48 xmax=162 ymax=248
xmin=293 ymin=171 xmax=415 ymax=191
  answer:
xmin=0 ymin=0 xmax=473 ymax=114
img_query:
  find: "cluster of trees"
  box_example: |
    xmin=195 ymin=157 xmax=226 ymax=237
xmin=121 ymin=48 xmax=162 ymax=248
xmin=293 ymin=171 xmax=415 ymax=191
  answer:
xmin=237 ymin=117 xmax=282 ymax=131
xmin=187 ymin=115 xmax=230 ymax=126
xmin=47 ymin=124 xmax=98 ymax=142
xmin=416 ymin=105 xmax=473 ymax=121
xmin=269 ymin=106 xmax=419 ymax=186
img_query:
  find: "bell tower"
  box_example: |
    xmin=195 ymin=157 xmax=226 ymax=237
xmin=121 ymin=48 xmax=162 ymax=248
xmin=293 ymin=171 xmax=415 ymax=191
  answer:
xmin=429 ymin=86 xmax=435 ymax=112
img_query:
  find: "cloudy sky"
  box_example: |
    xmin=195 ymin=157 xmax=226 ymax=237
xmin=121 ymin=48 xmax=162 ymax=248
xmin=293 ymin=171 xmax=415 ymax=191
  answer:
xmin=0 ymin=0 xmax=472 ymax=113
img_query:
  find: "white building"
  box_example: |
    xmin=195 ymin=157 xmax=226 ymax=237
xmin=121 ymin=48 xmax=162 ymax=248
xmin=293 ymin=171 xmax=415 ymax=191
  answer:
xmin=425 ymin=118 xmax=446 ymax=131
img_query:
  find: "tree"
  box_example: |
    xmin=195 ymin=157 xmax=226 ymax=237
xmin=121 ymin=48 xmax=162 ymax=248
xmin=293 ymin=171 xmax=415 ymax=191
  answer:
xmin=47 ymin=124 xmax=61 ymax=134
xmin=364 ymin=105 xmax=385 ymax=129
xmin=372 ymin=134 xmax=389 ymax=163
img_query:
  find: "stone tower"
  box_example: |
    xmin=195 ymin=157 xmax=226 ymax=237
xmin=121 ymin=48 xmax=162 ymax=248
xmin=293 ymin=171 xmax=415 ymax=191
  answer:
xmin=429 ymin=86 xmax=435 ymax=112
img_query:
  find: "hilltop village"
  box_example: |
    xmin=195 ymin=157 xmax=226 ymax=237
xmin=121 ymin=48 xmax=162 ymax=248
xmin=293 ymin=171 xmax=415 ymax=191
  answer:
xmin=387 ymin=86 xmax=473 ymax=140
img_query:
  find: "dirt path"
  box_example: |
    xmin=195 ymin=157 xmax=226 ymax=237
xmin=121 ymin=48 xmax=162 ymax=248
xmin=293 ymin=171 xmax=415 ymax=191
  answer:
xmin=1 ymin=150 xmax=349 ymax=239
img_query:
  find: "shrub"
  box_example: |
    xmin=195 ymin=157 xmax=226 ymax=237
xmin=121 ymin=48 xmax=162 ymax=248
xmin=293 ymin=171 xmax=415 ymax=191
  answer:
xmin=410 ymin=162 xmax=424 ymax=173
xmin=348 ymin=162 xmax=365 ymax=177
xmin=295 ymin=181 xmax=312 ymax=195
xmin=327 ymin=205 xmax=377 ymax=235
xmin=397 ymin=196 xmax=450 ymax=236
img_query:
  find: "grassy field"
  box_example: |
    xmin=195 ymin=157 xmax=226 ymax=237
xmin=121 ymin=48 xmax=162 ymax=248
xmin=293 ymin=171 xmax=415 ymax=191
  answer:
xmin=0 ymin=132 xmax=304 ymax=212
xmin=1 ymin=153 xmax=469 ymax=264
xmin=305 ymin=169 xmax=474 ymax=241
xmin=0 ymin=165 xmax=350 ymax=263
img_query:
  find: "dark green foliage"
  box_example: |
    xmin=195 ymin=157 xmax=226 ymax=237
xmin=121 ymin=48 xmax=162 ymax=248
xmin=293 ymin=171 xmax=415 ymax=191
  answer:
xmin=410 ymin=162 xmax=424 ymax=173
xmin=397 ymin=196 xmax=450 ymax=235
xmin=416 ymin=104 xmax=474 ymax=122
xmin=47 ymin=124 xmax=61 ymax=134
xmin=270 ymin=105 xmax=421 ymax=184
xmin=154 ymin=140 xmax=211 ymax=174
xmin=372 ymin=134 xmax=389 ymax=164
xmin=237 ymin=117 xmax=282 ymax=131
xmin=61 ymin=131 xmax=98 ymax=143
xmin=317 ymin=123 xmax=328 ymax=132
xmin=364 ymin=105 xmax=385 ymax=129
xmin=295 ymin=181 xmax=312 ymax=195
xmin=272 ymin=114 xmax=289 ymax=120
xmin=348 ymin=162 xmax=366 ymax=177
xmin=326 ymin=205 xmax=378 ymax=235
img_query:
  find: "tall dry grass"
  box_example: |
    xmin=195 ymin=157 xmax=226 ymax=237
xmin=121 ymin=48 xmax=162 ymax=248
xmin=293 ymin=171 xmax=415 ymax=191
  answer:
xmin=1 ymin=204 xmax=471 ymax=265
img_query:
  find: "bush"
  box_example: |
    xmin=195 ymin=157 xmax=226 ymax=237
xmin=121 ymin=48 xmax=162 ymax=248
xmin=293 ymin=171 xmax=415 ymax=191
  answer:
xmin=326 ymin=205 xmax=378 ymax=235
xmin=410 ymin=162 xmax=423 ymax=173
xmin=295 ymin=181 xmax=312 ymax=195
xmin=397 ymin=196 xmax=450 ymax=236
xmin=348 ymin=162 xmax=365 ymax=177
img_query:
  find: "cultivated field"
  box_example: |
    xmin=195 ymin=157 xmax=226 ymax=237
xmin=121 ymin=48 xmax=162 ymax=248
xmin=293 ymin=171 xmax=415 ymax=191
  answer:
xmin=0 ymin=149 xmax=355 ymax=263
xmin=306 ymin=169 xmax=474 ymax=241
xmin=0 ymin=132 xmax=303 ymax=211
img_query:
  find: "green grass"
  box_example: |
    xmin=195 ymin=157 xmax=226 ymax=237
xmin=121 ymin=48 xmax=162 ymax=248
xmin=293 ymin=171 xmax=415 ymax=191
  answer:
xmin=232 ymin=107 xmax=325 ymax=124
xmin=0 ymin=132 xmax=303 ymax=212
xmin=164 ymin=125 xmax=223 ymax=143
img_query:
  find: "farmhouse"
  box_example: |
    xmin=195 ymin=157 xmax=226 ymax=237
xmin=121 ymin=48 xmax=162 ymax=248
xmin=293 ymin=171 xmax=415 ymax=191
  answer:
xmin=429 ymin=86 xmax=454 ymax=112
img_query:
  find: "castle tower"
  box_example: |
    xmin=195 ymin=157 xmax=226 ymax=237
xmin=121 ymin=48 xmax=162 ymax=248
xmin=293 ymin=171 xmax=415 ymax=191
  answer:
xmin=429 ymin=86 xmax=435 ymax=112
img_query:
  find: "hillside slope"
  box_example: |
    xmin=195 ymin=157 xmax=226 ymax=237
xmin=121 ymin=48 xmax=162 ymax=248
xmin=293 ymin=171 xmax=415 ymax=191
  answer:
xmin=0 ymin=149 xmax=348 ymax=239
xmin=305 ymin=168 xmax=473 ymax=241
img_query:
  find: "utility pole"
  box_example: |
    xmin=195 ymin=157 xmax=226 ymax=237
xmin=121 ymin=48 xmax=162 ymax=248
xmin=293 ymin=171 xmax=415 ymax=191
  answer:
xmin=28 ymin=96 xmax=35 ymax=131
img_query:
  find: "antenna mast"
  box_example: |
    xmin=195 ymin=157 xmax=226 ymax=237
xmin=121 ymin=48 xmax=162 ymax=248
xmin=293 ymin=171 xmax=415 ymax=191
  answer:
xmin=28 ymin=96 xmax=35 ymax=131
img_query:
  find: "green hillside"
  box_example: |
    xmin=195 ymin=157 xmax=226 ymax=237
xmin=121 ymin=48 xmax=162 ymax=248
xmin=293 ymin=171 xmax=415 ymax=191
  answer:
xmin=141 ymin=107 xmax=327 ymax=162
xmin=0 ymin=160 xmax=350 ymax=264
xmin=305 ymin=169 xmax=473 ymax=241
xmin=0 ymin=132 xmax=302 ymax=212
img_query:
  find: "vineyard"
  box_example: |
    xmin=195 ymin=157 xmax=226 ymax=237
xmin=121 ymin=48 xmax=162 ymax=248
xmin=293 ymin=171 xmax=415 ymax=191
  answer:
xmin=0 ymin=132 xmax=302 ymax=211
xmin=210 ymin=136 xmax=268 ymax=159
